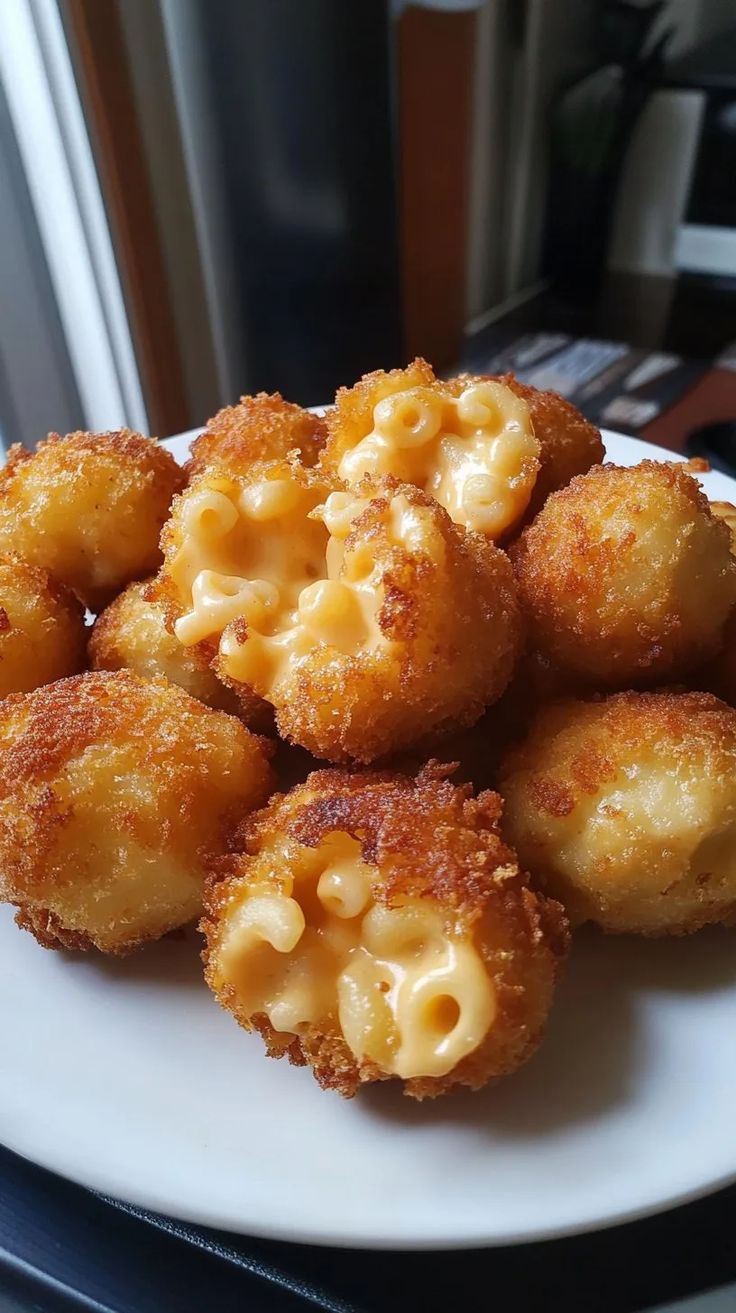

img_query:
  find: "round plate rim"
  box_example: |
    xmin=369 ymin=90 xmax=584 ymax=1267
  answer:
xmin=2 ymin=427 xmax=735 ymax=1250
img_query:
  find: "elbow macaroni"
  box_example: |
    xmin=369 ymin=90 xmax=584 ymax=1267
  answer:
xmin=215 ymin=833 xmax=496 ymax=1080
xmin=168 ymin=470 xmax=445 ymax=700
xmin=337 ymin=380 xmax=539 ymax=538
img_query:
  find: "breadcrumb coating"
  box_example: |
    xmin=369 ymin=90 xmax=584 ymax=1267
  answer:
xmin=692 ymin=500 xmax=736 ymax=705
xmin=187 ymin=392 xmax=326 ymax=478
xmin=499 ymin=690 xmax=736 ymax=935
xmin=0 ymin=430 xmax=184 ymax=611
xmin=0 ymin=670 xmax=273 ymax=953
xmin=709 ymin=500 xmax=736 ymax=550
xmin=497 ymin=374 xmax=604 ymax=518
xmin=323 ymin=360 xmax=540 ymax=542
xmin=324 ymin=359 xmax=437 ymax=468
xmin=156 ymin=459 xmax=522 ymax=762
xmin=88 ymin=578 xmax=271 ymax=729
xmin=511 ymin=461 xmax=736 ymax=686
xmin=203 ymin=764 xmax=568 ymax=1098
xmin=0 ymin=554 xmax=86 ymax=696
xmin=696 ymin=608 xmax=736 ymax=707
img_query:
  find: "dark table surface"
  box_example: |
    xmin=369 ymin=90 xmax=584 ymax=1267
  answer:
xmin=461 ymin=272 xmax=736 ymax=461
xmin=1 ymin=1144 xmax=735 ymax=1313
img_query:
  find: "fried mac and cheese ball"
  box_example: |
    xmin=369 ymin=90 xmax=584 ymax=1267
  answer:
xmin=709 ymin=500 xmax=736 ymax=550
xmin=203 ymin=766 xmax=569 ymax=1099
xmin=697 ymin=610 xmax=736 ymax=708
xmin=187 ymin=391 xmax=326 ymax=478
xmin=0 ymin=430 xmax=184 ymax=610
xmin=495 ymin=374 xmax=604 ymax=518
xmin=511 ymin=461 xmax=736 ymax=686
xmin=0 ymin=671 xmax=273 ymax=954
xmin=155 ymin=458 xmax=522 ymax=762
xmin=694 ymin=501 xmax=736 ymax=706
xmin=88 ymin=579 xmax=268 ymax=724
xmin=0 ymin=556 xmax=86 ymax=697
xmin=322 ymin=360 xmax=540 ymax=540
xmin=499 ymin=691 xmax=736 ymax=936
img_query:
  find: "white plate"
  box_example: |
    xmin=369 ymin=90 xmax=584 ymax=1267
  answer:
xmin=2 ymin=430 xmax=736 ymax=1250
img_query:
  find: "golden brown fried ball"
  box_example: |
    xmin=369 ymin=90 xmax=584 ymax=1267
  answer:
xmin=155 ymin=458 xmax=522 ymax=763
xmin=435 ymin=648 xmax=586 ymax=794
xmin=0 ymin=670 xmax=273 ymax=953
xmin=322 ymin=360 xmax=540 ymax=541
xmin=88 ymin=579 xmax=271 ymax=730
xmin=203 ymin=764 xmax=569 ymax=1098
xmin=709 ymin=500 xmax=736 ymax=550
xmin=499 ymin=690 xmax=736 ymax=935
xmin=0 ymin=555 xmax=86 ymax=697
xmin=693 ymin=501 xmax=736 ymax=705
xmin=697 ymin=608 xmax=736 ymax=707
xmin=496 ymin=374 xmax=604 ymax=518
xmin=483 ymin=647 xmax=588 ymax=764
xmin=187 ymin=391 xmax=326 ymax=478
xmin=0 ymin=430 xmax=184 ymax=610
xmin=511 ymin=461 xmax=736 ymax=686
xmin=324 ymin=359 xmax=437 ymax=465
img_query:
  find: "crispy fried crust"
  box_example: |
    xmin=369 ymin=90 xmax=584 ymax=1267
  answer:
xmin=88 ymin=578 xmax=273 ymax=728
xmin=187 ymin=392 xmax=326 ymax=477
xmin=693 ymin=501 xmax=736 ymax=704
xmin=499 ymin=690 xmax=736 ymax=935
xmin=323 ymin=361 xmax=543 ymax=543
xmin=0 ymin=430 xmax=185 ymax=611
xmin=0 ymin=670 xmax=274 ymax=953
xmin=511 ymin=461 xmax=736 ymax=686
xmin=273 ymin=478 xmax=522 ymax=762
xmin=203 ymin=764 xmax=569 ymax=1099
xmin=697 ymin=608 xmax=736 ymax=706
xmin=497 ymin=374 xmax=604 ymax=517
xmin=710 ymin=500 xmax=736 ymax=550
xmin=322 ymin=359 xmax=437 ymax=469
xmin=0 ymin=554 xmax=86 ymax=697
xmin=14 ymin=906 xmax=96 ymax=952
xmin=156 ymin=461 xmax=523 ymax=763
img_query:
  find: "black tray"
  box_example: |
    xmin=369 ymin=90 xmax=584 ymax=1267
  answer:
xmin=1 ymin=1146 xmax=735 ymax=1313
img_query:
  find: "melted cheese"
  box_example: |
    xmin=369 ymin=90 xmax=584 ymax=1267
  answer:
xmin=169 ymin=467 xmax=457 ymax=700
xmin=337 ymin=380 xmax=539 ymax=538
xmin=216 ymin=834 xmax=496 ymax=1080
xmin=170 ymin=473 xmax=390 ymax=696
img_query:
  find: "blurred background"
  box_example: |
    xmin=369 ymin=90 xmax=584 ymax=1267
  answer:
xmin=0 ymin=0 xmax=735 ymax=454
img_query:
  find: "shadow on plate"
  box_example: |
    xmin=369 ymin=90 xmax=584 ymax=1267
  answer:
xmin=605 ymin=924 xmax=736 ymax=995
xmin=64 ymin=926 xmax=205 ymax=991
xmin=58 ymin=905 xmax=736 ymax=1129
xmin=362 ymin=924 xmax=736 ymax=1136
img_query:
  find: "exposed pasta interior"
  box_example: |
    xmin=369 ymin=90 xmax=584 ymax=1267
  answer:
xmin=336 ymin=380 xmax=539 ymax=537
xmin=168 ymin=470 xmax=444 ymax=700
xmin=215 ymin=832 xmax=496 ymax=1080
